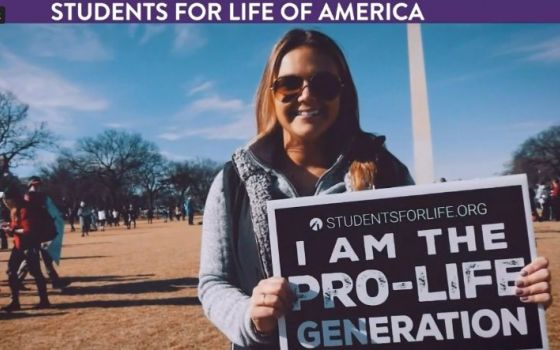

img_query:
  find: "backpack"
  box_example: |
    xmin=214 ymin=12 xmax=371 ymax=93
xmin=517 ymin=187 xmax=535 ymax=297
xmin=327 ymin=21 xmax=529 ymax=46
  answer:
xmin=27 ymin=192 xmax=57 ymax=243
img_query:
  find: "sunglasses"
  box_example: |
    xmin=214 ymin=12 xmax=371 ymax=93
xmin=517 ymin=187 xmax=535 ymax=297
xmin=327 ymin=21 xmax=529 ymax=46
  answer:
xmin=271 ymin=72 xmax=343 ymax=102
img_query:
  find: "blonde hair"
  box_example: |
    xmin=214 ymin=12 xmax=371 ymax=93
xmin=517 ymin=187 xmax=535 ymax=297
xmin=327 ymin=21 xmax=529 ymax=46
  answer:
xmin=254 ymin=29 xmax=377 ymax=190
xmin=349 ymin=161 xmax=377 ymax=190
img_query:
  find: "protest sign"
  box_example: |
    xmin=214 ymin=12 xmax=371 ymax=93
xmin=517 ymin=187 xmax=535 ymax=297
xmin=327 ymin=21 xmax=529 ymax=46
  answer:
xmin=267 ymin=174 xmax=548 ymax=349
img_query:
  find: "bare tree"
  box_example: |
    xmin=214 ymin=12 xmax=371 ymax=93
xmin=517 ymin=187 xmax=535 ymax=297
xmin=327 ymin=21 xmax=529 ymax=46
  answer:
xmin=167 ymin=158 xmax=221 ymax=209
xmin=188 ymin=158 xmax=221 ymax=207
xmin=40 ymin=156 xmax=102 ymax=212
xmin=0 ymin=91 xmax=55 ymax=172
xmin=136 ymin=152 xmax=168 ymax=211
xmin=167 ymin=161 xmax=194 ymax=205
xmin=505 ymin=125 xmax=560 ymax=184
xmin=63 ymin=129 xmax=160 ymax=208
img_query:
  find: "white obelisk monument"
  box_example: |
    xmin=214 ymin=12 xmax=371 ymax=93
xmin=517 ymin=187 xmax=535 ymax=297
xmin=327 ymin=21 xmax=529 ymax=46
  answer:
xmin=407 ymin=24 xmax=434 ymax=185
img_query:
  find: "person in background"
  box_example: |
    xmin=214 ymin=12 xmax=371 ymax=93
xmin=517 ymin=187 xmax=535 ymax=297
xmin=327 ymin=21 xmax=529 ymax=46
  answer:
xmin=535 ymin=182 xmax=548 ymax=221
xmin=550 ymin=178 xmax=559 ymax=221
xmin=162 ymin=208 xmax=168 ymax=223
xmin=529 ymin=185 xmax=537 ymax=221
xmin=17 ymin=176 xmax=70 ymax=290
xmin=126 ymin=204 xmax=137 ymax=229
xmin=168 ymin=206 xmax=174 ymax=222
xmin=67 ymin=206 xmax=76 ymax=232
xmin=1 ymin=186 xmax=50 ymax=312
xmin=184 ymin=196 xmax=195 ymax=225
xmin=0 ymin=158 xmax=19 ymax=249
xmin=77 ymin=201 xmax=92 ymax=237
xmin=97 ymin=208 xmax=106 ymax=231
xmin=0 ymin=202 xmax=9 ymax=249
xmin=90 ymin=207 xmax=98 ymax=232
xmin=112 ymin=208 xmax=120 ymax=227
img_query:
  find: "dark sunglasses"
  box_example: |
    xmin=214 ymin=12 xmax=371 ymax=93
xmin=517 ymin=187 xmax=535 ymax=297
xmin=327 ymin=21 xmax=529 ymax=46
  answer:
xmin=271 ymin=72 xmax=343 ymax=102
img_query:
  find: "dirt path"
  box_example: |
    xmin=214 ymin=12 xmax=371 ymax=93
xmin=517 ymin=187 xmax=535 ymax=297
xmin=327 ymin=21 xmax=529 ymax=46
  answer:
xmin=0 ymin=220 xmax=558 ymax=349
xmin=534 ymin=221 xmax=560 ymax=349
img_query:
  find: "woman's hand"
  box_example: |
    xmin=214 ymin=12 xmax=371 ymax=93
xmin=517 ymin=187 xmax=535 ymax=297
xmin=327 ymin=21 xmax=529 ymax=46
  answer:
xmin=250 ymin=277 xmax=293 ymax=335
xmin=516 ymin=256 xmax=552 ymax=309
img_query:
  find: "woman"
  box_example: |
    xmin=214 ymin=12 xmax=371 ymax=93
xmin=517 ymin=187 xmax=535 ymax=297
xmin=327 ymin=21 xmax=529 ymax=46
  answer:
xmin=77 ymin=201 xmax=92 ymax=237
xmin=198 ymin=29 xmax=551 ymax=349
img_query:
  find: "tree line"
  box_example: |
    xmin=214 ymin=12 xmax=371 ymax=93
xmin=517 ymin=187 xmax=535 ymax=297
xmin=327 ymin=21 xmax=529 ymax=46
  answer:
xmin=3 ymin=89 xmax=557 ymax=212
xmin=0 ymin=91 xmax=221 ymax=213
xmin=504 ymin=125 xmax=560 ymax=185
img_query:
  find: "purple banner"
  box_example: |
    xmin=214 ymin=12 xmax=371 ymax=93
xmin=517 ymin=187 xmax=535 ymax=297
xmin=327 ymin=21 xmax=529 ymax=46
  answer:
xmin=1 ymin=0 xmax=559 ymax=23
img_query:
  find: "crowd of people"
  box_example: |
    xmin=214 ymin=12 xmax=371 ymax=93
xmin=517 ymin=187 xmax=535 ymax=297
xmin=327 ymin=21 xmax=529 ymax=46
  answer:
xmin=0 ymin=172 xmax=198 ymax=313
xmin=532 ymin=177 xmax=560 ymax=222
xmin=68 ymin=203 xmax=140 ymax=236
xmin=157 ymin=199 xmax=197 ymax=225
xmin=63 ymin=198 xmax=198 ymax=236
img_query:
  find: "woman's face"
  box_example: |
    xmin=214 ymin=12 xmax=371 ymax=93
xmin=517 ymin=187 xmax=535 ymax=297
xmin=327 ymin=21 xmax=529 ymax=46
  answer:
xmin=273 ymin=46 xmax=341 ymax=143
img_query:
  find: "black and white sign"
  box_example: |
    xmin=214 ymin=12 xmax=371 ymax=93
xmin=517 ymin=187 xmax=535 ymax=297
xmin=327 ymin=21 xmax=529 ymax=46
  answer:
xmin=267 ymin=175 xmax=548 ymax=350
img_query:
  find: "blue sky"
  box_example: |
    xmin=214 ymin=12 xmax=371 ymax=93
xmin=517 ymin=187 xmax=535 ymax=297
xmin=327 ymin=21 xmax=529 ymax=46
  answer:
xmin=0 ymin=24 xmax=558 ymax=181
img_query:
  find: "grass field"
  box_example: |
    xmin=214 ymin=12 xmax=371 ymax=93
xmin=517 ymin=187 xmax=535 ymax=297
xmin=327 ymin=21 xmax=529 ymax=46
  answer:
xmin=0 ymin=219 xmax=558 ymax=349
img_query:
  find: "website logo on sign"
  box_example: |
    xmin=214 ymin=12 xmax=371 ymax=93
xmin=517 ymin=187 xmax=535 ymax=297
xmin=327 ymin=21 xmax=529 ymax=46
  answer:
xmin=309 ymin=218 xmax=323 ymax=232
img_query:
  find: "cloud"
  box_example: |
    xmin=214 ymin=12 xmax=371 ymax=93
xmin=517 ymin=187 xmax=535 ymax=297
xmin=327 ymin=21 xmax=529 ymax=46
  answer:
xmin=523 ymin=36 xmax=560 ymax=62
xmin=138 ymin=25 xmax=167 ymax=45
xmin=0 ymin=50 xmax=109 ymax=133
xmin=432 ymin=65 xmax=516 ymax=88
xmin=160 ymin=150 xmax=194 ymax=162
xmin=104 ymin=122 xmax=128 ymax=129
xmin=173 ymin=25 xmax=207 ymax=52
xmin=128 ymin=24 xmax=140 ymax=37
xmin=182 ymin=113 xmax=255 ymax=140
xmin=158 ymin=132 xmax=183 ymax=141
xmin=188 ymin=81 xmax=214 ymax=96
xmin=498 ymin=34 xmax=560 ymax=63
xmin=185 ymin=95 xmax=245 ymax=115
xmin=172 ymin=95 xmax=246 ymax=121
xmin=159 ymin=94 xmax=255 ymax=141
xmin=24 ymin=25 xmax=112 ymax=62
xmin=159 ymin=112 xmax=254 ymax=141
xmin=494 ymin=120 xmax=558 ymax=133
xmin=59 ymin=139 xmax=77 ymax=149
xmin=129 ymin=25 xmax=203 ymax=53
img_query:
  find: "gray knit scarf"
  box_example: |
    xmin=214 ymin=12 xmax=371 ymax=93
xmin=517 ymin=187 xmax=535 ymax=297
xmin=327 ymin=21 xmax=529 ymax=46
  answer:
xmin=232 ymin=149 xmax=274 ymax=278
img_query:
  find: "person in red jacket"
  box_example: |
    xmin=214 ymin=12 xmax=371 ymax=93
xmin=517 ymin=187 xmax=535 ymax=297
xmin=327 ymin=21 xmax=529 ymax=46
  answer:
xmin=17 ymin=176 xmax=70 ymax=290
xmin=1 ymin=185 xmax=50 ymax=312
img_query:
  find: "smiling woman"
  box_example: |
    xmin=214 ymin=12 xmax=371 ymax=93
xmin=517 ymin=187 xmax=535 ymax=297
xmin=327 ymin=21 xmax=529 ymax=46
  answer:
xmin=196 ymin=29 xmax=553 ymax=350
xmin=198 ymin=29 xmax=414 ymax=350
